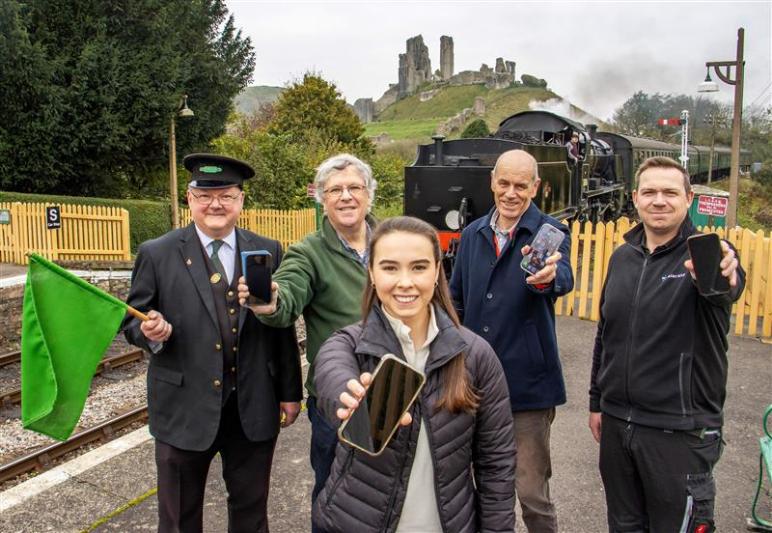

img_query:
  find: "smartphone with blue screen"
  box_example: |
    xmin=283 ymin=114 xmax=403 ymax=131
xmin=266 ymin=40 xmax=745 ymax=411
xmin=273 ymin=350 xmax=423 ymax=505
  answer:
xmin=241 ymin=251 xmax=273 ymax=304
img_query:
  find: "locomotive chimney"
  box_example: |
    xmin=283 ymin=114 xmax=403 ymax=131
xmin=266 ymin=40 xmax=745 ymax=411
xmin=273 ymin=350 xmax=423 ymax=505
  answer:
xmin=585 ymin=124 xmax=598 ymax=138
xmin=431 ymin=135 xmax=445 ymax=166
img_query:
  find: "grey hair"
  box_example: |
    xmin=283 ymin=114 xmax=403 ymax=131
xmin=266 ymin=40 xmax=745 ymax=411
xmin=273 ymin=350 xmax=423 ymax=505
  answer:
xmin=491 ymin=149 xmax=540 ymax=182
xmin=313 ymin=153 xmax=377 ymax=203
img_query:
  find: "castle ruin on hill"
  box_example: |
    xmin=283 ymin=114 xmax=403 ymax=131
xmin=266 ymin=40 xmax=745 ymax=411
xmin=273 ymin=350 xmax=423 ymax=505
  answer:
xmin=354 ymin=35 xmax=526 ymax=124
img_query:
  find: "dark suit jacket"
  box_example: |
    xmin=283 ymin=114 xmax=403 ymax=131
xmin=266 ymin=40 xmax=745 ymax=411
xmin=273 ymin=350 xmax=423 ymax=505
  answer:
xmin=123 ymin=224 xmax=303 ymax=451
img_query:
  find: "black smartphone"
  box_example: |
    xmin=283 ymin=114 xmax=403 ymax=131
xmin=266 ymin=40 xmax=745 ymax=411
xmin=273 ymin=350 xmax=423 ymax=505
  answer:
xmin=241 ymin=251 xmax=273 ymax=304
xmin=338 ymin=354 xmax=426 ymax=456
xmin=521 ymin=224 xmax=565 ymax=275
xmin=686 ymin=234 xmax=730 ymax=296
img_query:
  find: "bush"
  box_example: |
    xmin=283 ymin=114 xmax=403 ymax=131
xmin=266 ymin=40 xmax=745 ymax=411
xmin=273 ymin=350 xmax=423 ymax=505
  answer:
xmin=521 ymin=74 xmax=547 ymax=88
xmin=0 ymin=191 xmax=170 ymax=253
xmin=460 ymin=119 xmax=491 ymax=139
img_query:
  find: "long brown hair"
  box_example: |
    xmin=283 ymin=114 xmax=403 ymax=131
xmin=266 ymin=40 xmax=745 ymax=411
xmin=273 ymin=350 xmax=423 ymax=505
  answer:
xmin=362 ymin=216 xmax=479 ymax=413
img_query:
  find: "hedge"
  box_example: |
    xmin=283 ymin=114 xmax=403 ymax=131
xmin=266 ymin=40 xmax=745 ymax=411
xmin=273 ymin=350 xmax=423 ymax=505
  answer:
xmin=0 ymin=191 xmax=171 ymax=253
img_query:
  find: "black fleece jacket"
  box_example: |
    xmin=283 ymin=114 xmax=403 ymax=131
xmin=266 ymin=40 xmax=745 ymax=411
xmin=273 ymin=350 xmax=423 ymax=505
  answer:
xmin=589 ymin=217 xmax=745 ymax=430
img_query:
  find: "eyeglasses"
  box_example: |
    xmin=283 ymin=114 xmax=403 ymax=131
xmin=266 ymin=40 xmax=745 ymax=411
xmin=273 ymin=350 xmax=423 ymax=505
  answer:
xmin=323 ymin=184 xmax=367 ymax=199
xmin=189 ymin=191 xmax=241 ymax=206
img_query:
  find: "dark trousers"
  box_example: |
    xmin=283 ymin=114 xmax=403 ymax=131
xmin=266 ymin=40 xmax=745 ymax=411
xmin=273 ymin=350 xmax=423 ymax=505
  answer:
xmin=306 ymin=396 xmax=338 ymax=533
xmin=599 ymin=413 xmax=722 ymax=533
xmin=155 ymin=396 xmax=278 ymax=533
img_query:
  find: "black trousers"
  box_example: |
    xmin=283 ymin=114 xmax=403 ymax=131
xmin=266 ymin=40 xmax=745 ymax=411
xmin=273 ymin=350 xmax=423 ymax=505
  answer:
xmin=155 ymin=396 xmax=278 ymax=533
xmin=599 ymin=413 xmax=723 ymax=533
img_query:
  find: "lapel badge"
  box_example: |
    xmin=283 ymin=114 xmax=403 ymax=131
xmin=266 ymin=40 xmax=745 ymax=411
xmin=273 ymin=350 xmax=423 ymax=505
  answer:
xmin=186 ymin=258 xmax=192 ymax=266
xmin=210 ymin=272 xmax=222 ymax=284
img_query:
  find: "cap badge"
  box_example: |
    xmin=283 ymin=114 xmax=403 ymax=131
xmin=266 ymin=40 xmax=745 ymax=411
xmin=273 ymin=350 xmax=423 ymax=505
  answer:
xmin=199 ymin=165 xmax=222 ymax=174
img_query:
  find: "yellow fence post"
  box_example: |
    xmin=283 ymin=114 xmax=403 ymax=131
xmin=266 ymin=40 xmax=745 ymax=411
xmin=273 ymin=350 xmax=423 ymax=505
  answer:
xmin=590 ymin=221 xmax=607 ymax=322
xmin=762 ymin=233 xmax=772 ymax=342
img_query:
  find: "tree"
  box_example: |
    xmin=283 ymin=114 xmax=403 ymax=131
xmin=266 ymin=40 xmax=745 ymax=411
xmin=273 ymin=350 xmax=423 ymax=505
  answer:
xmin=0 ymin=0 xmax=255 ymax=196
xmin=268 ymin=73 xmax=373 ymax=153
xmin=611 ymin=91 xmax=663 ymax=137
xmin=460 ymin=119 xmax=491 ymax=138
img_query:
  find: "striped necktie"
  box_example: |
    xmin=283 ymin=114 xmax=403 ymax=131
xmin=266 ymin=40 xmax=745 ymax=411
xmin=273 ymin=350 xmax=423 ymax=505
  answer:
xmin=210 ymin=239 xmax=228 ymax=281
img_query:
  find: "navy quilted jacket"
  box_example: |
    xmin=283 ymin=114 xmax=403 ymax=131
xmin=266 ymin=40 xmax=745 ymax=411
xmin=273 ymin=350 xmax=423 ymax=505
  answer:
xmin=312 ymin=305 xmax=516 ymax=533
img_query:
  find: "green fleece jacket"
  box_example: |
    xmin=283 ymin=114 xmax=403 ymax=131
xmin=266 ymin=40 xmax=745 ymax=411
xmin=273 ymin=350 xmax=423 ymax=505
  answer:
xmin=258 ymin=215 xmax=374 ymax=396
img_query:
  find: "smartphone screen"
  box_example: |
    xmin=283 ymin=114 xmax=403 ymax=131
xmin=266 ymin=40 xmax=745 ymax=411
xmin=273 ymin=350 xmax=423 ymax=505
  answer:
xmin=241 ymin=251 xmax=273 ymax=303
xmin=687 ymin=234 xmax=729 ymax=296
xmin=338 ymin=354 xmax=426 ymax=456
xmin=521 ymin=224 xmax=565 ymax=275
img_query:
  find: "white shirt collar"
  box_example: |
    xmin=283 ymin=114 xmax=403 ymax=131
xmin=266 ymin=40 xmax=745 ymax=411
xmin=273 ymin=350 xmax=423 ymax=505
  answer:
xmin=194 ymin=225 xmax=236 ymax=251
xmin=382 ymin=304 xmax=439 ymax=351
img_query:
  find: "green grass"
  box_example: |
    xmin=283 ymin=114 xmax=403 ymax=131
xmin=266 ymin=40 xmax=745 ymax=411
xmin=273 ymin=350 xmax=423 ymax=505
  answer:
xmin=377 ymin=85 xmax=489 ymax=121
xmin=483 ymin=87 xmax=561 ymax=129
xmin=367 ymin=86 xmax=572 ymax=143
xmin=364 ymin=118 xmax=441 ymax=141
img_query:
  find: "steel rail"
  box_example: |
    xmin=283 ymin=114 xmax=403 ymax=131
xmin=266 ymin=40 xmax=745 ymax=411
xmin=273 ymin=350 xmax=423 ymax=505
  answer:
xmin=0 ymin=351 xmax=21 ymax=368
xmin=0 ymin=348 xmax=147 ymax=407
xmin=0 ymin=336 xmax=306 ymax=484
xmin=0 ymin=405 xmax=148 ymax=484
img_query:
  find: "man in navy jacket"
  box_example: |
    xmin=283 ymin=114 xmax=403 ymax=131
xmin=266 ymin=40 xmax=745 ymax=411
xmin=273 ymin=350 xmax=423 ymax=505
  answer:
xmin=450 ymin=149 xmax=573 ymax=532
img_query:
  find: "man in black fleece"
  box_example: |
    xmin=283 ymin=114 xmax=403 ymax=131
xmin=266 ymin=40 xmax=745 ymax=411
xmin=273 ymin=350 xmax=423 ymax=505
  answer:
xmin=588 ymin=156 xmax=745 ymax=533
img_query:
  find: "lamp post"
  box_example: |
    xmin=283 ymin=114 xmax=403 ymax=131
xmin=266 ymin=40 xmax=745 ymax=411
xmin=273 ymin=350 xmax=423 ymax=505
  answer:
xmin=169 ymin=94 xmax=195 ymax=228
xmin=697 ymin=27 xmax=744 ymax=228
xmin=703 ymin=111 xmax=728 ymax=184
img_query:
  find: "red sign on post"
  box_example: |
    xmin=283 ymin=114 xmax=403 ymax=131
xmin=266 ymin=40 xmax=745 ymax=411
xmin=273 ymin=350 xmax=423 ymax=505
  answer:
xmin=697 ymin=195 xmax=728 ymax=217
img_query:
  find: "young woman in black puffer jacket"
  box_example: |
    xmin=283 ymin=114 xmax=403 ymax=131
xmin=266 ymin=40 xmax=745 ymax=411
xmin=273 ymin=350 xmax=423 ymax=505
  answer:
xmin=312 ymin=216 xmax=516 ymax=533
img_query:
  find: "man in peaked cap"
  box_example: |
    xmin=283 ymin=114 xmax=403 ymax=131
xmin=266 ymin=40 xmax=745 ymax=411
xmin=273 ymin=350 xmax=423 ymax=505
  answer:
xmin=123 ymin=153 xmax=302 ymax=533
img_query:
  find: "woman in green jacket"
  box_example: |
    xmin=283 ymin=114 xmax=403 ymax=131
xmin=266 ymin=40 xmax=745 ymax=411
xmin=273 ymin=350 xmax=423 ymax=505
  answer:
xmin=239 ymin=153 xmax=377 ymax=533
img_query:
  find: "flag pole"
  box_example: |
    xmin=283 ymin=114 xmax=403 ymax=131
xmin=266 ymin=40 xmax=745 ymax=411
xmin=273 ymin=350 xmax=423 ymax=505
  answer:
xmin=126 ymin=306 xmax=150 ymax=322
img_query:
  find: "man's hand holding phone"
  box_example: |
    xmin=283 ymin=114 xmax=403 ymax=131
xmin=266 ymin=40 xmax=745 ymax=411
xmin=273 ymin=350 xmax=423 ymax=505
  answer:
xmin=238 ymin=278 xmax=279 ymax=314
xmin=337 ymin=372 xmax=412 ymax=427
xmin=521 ymin=244 xmax=562 ymax=286
xmin=684 ymin=238 xmax=739 ymax=289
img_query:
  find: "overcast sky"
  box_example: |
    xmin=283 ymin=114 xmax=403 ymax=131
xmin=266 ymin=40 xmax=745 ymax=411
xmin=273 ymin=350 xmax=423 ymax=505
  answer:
xmin=226 ymin=1 xmax=771 ymax=121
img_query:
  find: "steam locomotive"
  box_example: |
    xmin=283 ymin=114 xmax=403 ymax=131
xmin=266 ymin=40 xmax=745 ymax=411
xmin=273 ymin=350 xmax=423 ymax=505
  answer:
xmin=404 ymin=110 xmax=750 ymax=250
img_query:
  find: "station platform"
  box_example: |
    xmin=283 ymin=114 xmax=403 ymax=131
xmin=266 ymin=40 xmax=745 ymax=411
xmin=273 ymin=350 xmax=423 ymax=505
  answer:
xmin=1 ymin=317 xmax=770 ymax=532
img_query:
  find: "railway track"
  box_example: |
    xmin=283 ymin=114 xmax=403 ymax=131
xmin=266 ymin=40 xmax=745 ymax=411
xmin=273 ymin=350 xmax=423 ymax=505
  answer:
xmin=0 ymin=348 xmax=147 ymax=407
xmin=0 ymin=350 xmax=20 ymax=368
xmin=0 ymin=335 xmax=307 ymax=485
xmin=0 ymin=405 xmax=148 ymax=484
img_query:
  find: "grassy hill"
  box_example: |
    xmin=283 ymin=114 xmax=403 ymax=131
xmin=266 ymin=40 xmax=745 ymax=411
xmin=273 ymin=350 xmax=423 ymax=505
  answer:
xmin=234 ymin=85 xmax=284 ymax=115
xmin=366 ymin=84 xmax=601 ymax=143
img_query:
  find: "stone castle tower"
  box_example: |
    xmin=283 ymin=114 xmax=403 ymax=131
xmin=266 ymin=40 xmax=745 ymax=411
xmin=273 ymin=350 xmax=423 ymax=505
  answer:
xmin=440 ymin=35 xmax=454 ymax=80
xmin=398 ymin=35 xmax=432 ymax=99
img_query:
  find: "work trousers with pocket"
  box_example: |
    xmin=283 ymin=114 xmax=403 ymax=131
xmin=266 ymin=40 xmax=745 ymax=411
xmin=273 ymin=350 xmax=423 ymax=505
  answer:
xmin=599 ymin=413 xmax=722 ymax=533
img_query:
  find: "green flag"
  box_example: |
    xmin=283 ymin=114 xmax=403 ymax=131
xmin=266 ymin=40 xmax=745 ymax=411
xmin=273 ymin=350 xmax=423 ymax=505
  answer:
xmin=22 ymin=254 xmax=128 ymax=441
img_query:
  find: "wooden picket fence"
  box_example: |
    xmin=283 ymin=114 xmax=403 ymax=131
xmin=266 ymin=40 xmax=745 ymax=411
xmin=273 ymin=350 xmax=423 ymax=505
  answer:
xmin=0 ymin=203 xmax=317 ymax=265
xmin=555 ymin=218 xmax=772 ymax=342
xmin=0 ymin=202 xmax=131 ymax=263
xmin=179 ymin=207 xmax=316 ymax=251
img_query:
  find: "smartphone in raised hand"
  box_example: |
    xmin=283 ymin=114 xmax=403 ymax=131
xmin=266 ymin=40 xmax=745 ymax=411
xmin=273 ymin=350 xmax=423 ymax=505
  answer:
xmin=241 ymin=250 xmax=273 ymax=304
xmin=687 ymin=234 xmax=729 ymax=296
xmin=338 ymin=354 xmax=426 ymax=456
xmin=521 ymin=224 xmax=565 ymax=275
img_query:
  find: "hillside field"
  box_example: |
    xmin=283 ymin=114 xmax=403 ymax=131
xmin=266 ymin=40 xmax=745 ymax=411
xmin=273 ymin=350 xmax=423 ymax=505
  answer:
xmin=367 ymin=84 xmax=599 ymax=142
